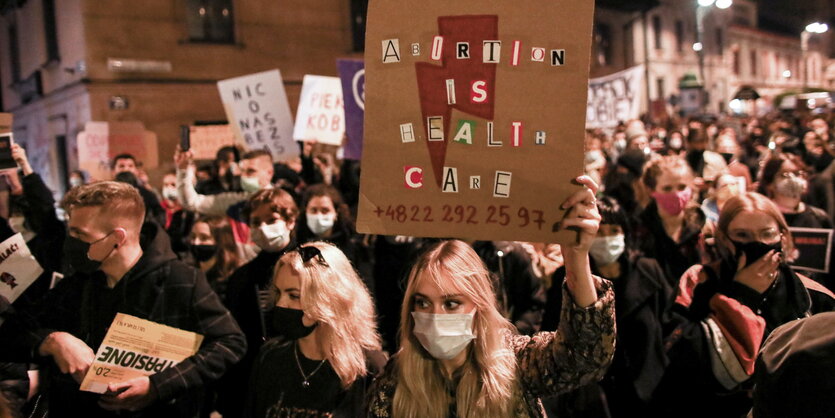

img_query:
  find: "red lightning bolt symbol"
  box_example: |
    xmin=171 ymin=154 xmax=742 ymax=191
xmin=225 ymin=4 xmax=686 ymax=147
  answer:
xmin=415 ymin=15 xmax=498 ymax=187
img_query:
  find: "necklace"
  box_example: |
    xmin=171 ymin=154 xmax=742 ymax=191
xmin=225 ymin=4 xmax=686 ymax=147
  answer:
xmin=294 ymin=341 xmax=327 ymax=388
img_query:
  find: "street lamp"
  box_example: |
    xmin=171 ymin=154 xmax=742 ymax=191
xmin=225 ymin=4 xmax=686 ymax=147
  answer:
xmin=696 ymin=0 xmax=733 ymax=111
xmin=802 ymin=22 xmax=829 ymax=90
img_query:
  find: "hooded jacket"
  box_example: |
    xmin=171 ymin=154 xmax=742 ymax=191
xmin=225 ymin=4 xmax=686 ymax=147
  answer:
xmin=0 ymin=222 xmax=246 ymax=418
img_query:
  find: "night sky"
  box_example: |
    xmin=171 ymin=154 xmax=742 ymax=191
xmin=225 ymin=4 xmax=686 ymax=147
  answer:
xmin=757 ymin=0 xmax=833 ymax=32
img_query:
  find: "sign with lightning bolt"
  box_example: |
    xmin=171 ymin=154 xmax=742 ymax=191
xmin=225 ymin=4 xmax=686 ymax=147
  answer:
xmin=357 ymin=0 xmax=595 ymax=242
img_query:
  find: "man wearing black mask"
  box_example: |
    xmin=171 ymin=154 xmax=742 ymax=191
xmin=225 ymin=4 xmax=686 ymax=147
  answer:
xmin=685 ymin=128 xmax=727 ymax=198
xmin=0 ymin=181 xmax=245 ymax=418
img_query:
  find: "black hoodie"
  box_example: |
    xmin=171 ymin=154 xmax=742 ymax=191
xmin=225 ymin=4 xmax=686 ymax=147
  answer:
xmin=0 ymin=222 xmax=246 ymax=418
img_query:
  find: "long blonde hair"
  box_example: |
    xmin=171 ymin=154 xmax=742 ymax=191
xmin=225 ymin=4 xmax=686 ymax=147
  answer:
xmin=393 ymin=240 xmax=517 ymax=418
xmin=276 ymin=241 xmax=381 ymax=387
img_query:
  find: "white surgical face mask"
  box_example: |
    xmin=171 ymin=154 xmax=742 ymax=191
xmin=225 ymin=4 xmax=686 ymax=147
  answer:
xmin=306 ymin=213 xmax=335 ymax=236
xmin=668 ymin=137 xmax=683 ymax=150
xmin=411 ymin=311 xmax=475 ymax=360
xmin=162 ymin=186 xmax=178 ymax=202
xmin=240 ymin=175 xmax=261 ymax=193
xmin=589 ymin=234 xmax=626 ymax=266
xmin=774 ymin=175 xmax=807 ymax=200
xmin=69 ymin=177 xmax=83 ymax=188
xmin=615 ymin=138 xmax=627 ymax=151
xmin=251 ymin=220 xmax=290 ymax=252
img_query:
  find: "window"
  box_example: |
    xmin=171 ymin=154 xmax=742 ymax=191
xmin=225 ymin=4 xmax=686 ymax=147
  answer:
xmin=8 ymin=23 xmax=21 ymax=82
xmin=43 ymin=0 xmax=60 ymax=62
xmin=186 ymin=0 xmax=234 ymax=43
xmin=653 ymin=16 xmax=662 ymax=50
xmin=750 ymin=50 xmax=757 ymax=76
xmin=715 ymin=28 xmax=723 ymax=51
xmin=594 ymin=23 xmax=613 ymax=66
xmin=675 ymin=20 xmax=684 ymax=52
xmin=350 ymin=0 xmax=368 ymax=52
xmin=656 ymin=77 xmax=665 ymax=100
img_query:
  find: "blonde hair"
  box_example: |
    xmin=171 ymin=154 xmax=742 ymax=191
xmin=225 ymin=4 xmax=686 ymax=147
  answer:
xmin=393 ymin=240 xmax=517 ymax=418
xmin=275 ymin=242 xmax=381 ymax=387
xmin=61 ymin=181 xmax=146 ymax=234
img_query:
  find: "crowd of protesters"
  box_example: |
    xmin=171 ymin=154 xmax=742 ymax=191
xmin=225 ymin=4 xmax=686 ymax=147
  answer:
xmin=0 ymin=109 xmax=833 ymax=418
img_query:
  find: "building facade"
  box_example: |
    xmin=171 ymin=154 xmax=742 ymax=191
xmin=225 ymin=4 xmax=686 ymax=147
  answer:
xmin=0 ymin=0 xmax=364 ymax=193
xmin=592 ymin=0 xmax=830 ymax=118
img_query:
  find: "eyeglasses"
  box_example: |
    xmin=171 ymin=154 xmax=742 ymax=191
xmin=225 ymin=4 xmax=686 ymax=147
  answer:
xmin=296 ymin=245 xmax=328 ymax=266
xmin=779 ymin=170 xmax=808 ymax=179
xmin=727 ymin=229 xmax=782 ymax=243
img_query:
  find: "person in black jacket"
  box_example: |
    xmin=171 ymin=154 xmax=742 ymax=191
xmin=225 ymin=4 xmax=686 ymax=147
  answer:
xmin=0 ymin=181 xmax=246 ymax=418
xmin=112 ymin=154 xmax=166 ymax=227
xmin=543 ymin=196 xmax=675 ymax=418
xmin=651 ymin=192 xmax=835 ymax=418
xmin=295 ymin=184 xmax=360 ymax=265
xmin=634 ymin=155 xmax=706 ymax=287
xmin=217 ymin=188 xmax=299 ymax=418
xmin=245 ymin=242 xmax=386 ymax=417
xmin=472 ymin=241 xmax=546 ymax=335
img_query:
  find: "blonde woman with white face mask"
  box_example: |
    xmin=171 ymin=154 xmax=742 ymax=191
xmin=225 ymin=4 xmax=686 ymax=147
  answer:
xmin=367 ymin=175 xmax=616 ymax=418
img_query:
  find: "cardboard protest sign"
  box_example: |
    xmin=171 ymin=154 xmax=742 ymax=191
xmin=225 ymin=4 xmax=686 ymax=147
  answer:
xmin=0 ymin=233 xmax=44 ymax=303
xmin=357 ymin=1 xmax=595 ymax=242
xmin=337 ymin=59 xmax=366 ymax=160
xmin=789 ymin=227 xmax=833 ymax=273
xmin=218 ymin=69 xmax=298 ymax=161
xmin=188 ymin=124 xmax=236 ymax=160
xmin=293 ymin=75 xmax=346 ymax=146
xmin=76 ymin=122 xmax=159 ymax=182
xmin=586 ymin=65 xmax=644 ymax=130
xmin=80 ymin=313 xmax=204 ymax=393
xmin=0 ymin=113 xmax=11 ymax=134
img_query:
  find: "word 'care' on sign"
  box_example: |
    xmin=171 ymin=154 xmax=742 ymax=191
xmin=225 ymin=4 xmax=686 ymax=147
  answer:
xmin=357 ymin=0 xmax=595 ymax=242
xmin=218 ymin=69 xmax=298 ymax=161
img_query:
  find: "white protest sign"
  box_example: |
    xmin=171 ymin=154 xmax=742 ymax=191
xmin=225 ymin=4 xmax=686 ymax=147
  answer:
xmin=292 ymin=75 xmax=345 ymax=146
xmin=0 ymin=233 xmax=43 ymax=303
xmin=586 ymin=65 xmax=645 ymax=130
xmin=218 ymin=69 xmax=299 ymax=161
xmin=80 ymin=313 xmax=204 ymax=394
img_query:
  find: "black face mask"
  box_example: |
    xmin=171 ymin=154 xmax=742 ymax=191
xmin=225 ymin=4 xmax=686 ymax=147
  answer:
xmin=720 ymin=152 xmax=734 ymax=164
xmin=63 ymin=233 xmax=115 ymax=274
xmin=190 ymin=244 xmax=217 ymax=262
xmin=732 ymin=239 xmax=782 ymax=267
xmin=686 ymin=149 xmax=706 ymax=173
xmin=272 ymin=306 xmax=317 ymax=340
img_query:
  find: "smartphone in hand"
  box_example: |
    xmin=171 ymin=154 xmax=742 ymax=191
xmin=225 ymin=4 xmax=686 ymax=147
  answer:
xmin=180 ymin=126 xmax=190 ymax=152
